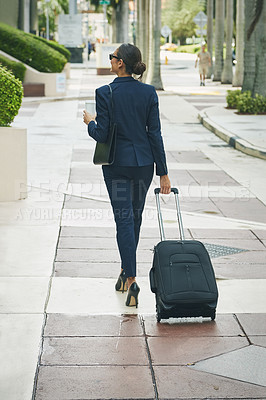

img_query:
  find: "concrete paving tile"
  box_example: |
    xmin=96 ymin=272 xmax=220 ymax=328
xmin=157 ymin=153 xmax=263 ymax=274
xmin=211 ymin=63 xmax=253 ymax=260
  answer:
xmin=0 ymin=314 xmax=44 ymax=400
xmin=169 ymin=150 xmax=212 ymax=163
xmin=57 ymin=236 xmax=156 ymax=250
xmin=215 ymin=250 xmax=266 ymax=263
xmin=54 ymin=261 xmax=151 ymax=278
xmin=164 ymin=170 xmax=199 ymax=186
xmin=203 ymin=238 xmax=265 ymax=251
xmin=59 ymin=225 xmax=191 ymax=239
xmin=169 ymin=197 xmax=222 ymax=215
xmin=55 ymin=248 xmax=153 ymax=263
xmin=210 ymin=197 xmax=266 ymax=223
xmin=41 ymin=336 xmax=148 ymax=365
xmin=217 ymin=280 xmax=266 ymax=313
xmin=0 ymin=277 xmax=49 ymax=313
xmin=190 ymin=228 xmax=257 ymax=239
xmin=35 ymin=365 xmax=155 ymax=400
xmin=236 ymin=314 xmax=266 ymax=336
xmin=63 ymin=195 xmax=111 ymax=209
xmin=252 ymin=229 xmax=266 ymax=240
xmin=54 ymin=261 xmax=119 ymax=277
xmin=46 ymin=277 xmax=156 ymax=315
xmin=0 ymin=225 xmax=59 ymax=277
xmin=148 ymin=336 xmax=248 ymax=365
xmin=44 ymin=314 xmax=143 ymax=337
xmin=71 ymin=149 xmax=94 ymax=162
xmin=213 ymin=263 xmax=266 ymax=279
xmin=0 ymin=188 xmax=63 ymax=226
xmin=154 ymin=365 xmax=266 ymax=399
xmin=249 ymin=336 xmax=266 ymax=347
xmin=60 ymin=226 xmax=115 ymax=237
xmin=189 ymin=170 xmax=240 ymax=186
xmin=143 ymin=314 xmax=243 ymax=337
xmin=192 ymin=345 xmax=266 ymax=387
xmin=57 ymin=236 xmax=117 ymax=249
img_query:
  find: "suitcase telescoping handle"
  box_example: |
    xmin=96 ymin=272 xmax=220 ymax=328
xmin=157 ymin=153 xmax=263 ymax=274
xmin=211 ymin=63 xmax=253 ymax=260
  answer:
xmin=154 ymin=188 xmax=185 ymax=241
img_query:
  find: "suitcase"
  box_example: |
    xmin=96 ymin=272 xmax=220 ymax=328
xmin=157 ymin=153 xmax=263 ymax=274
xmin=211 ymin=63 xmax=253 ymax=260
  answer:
xmin=149 ymin=188 xmax=218 ymax=322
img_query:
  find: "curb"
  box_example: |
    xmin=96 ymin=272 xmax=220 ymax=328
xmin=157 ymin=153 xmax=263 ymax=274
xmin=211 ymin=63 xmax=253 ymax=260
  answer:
xmin=198 ymin=110 xmax=266 ymax=161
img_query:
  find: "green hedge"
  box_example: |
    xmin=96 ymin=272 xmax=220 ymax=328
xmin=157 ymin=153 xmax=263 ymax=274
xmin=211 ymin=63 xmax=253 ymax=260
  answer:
xmin=0 ymin=23 xmax=67 ymax=73
xmin=226 ymin=90 xmax=266 ymax=114
xmin=0 ymin=65 xmax=23 ymax=127
xmin=32 ymin=35 xmax=71 ymax=61
xmin=226 ymin=90 xmax=241 ymax=109
xmin=237 ymin=91 xmax=266 ymax=114
xmin=0 ymin=55 xmax=26 ymax=82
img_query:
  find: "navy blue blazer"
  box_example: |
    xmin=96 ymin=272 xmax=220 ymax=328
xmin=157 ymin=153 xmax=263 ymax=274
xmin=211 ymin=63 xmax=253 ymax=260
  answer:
xmin=88 ymin=76 xmax=168 ymax=176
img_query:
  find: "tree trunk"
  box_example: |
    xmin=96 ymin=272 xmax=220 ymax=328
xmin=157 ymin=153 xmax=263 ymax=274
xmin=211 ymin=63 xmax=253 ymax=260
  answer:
xmin=213 ymin=0 xmax=225 ymax=81
xmin=145 ymin=0 xmax=163 ymax=89
xmin=207 ymin=0 xmax=214 ymax=78
xmin=115 ymin=0 xmax=129 ymax=43
xmin=253 ymin=2 xmax=266 ymax=96
xmin=221 ymin=0 xmax=233 ymax=83
xmin=242 ymin=0 xmax=256 ymax=93
xmin=232 ymin=0 xmax=245 ymax=86
xmin=112 ymin=7 xmax=116 ymax=43
xmin=136 ymin=0 xmax=148 ymax=63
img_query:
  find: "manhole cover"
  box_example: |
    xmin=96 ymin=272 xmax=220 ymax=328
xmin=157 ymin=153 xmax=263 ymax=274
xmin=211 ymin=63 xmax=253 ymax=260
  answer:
xmin=203 ymin=243 xmax=247 ymax=258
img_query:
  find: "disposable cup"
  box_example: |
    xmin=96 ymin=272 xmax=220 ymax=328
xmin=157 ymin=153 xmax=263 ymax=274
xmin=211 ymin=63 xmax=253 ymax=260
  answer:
xmin=85 ymin=100 xmax=96 ymax=114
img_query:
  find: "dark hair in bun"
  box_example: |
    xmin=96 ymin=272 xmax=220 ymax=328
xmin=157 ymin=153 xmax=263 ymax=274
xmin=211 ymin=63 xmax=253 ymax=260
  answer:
xmin=117 ymin=43 xmax=146 ymax=79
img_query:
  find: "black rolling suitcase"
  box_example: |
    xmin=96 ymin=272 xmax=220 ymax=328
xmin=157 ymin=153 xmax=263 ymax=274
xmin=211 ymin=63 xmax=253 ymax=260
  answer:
xmin=149 ymin=188 xmax=218 ymax=322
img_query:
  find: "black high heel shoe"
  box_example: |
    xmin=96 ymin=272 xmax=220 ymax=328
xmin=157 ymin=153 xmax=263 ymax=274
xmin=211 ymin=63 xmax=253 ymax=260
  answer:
xmin=115 ymin=270 xmax=128 ymax=293
xmin=126 ymin=282 xmax=140 ymax=308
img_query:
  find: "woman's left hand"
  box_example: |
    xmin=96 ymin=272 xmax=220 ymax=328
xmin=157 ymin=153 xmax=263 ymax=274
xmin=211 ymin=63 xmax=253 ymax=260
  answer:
xmin=83 ymin=110 xmax=95 ymax=125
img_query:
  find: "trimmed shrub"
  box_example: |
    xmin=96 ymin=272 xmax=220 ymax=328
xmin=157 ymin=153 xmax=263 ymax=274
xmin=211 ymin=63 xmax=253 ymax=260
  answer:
xmin=0 ymin=23 xmax=67 ymax=73
xmin=32 ymin=35 xmax=71 ymax=61
xmin=0 ymin=55 xmax=26 ymax=82
xmin=0 ymin=65 xmax=23 ymax=127
xmin=226 ymin=89 xmax=241 ymax=109
xmin=236 ymin=91 xmax=266 ymax=114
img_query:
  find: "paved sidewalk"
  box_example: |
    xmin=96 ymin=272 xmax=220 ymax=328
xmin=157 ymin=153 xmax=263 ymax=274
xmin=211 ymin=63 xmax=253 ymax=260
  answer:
xmin=199 ymin=106 xmax=266 ymax=161
xmin=1 ymin=59 xmax=266 ymax=400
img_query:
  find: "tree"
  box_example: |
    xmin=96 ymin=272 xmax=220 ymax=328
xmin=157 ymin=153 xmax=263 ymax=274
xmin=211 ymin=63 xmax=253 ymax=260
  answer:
xmin=221 ymin=0 xmax=233 ymax=83
xmin=136 ymin=0 xmax=149 ymax=72
xmin=206 ymin=0 xmax=213 ymax=78
xmin=213 ymin=0 xmax=224 ymax=81
xmin=162 ymin=0 xmax=202 ymax=45
xmin=251 ymin=0 xmax=266 ymax=96
xmin=145 ymin=0 xmax=163 ymax=89
xmin=38 ymin=0 xmax=68 ymax=36
xmin=242 ymin=0 xmax=257 ymax=94
xmin=232 ymin=0 xmax=245 ymax=87
xmin=114 ymin=0 xmax=129 ymax=43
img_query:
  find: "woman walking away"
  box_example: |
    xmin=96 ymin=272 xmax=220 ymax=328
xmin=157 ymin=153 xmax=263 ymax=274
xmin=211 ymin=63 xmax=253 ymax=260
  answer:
xmin=83 ymin=43 xmax=171 ymax=308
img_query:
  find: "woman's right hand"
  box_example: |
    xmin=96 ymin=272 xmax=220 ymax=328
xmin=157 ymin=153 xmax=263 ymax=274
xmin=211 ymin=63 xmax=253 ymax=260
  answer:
xmin=160 ymin=175 xmax=171 ymax=194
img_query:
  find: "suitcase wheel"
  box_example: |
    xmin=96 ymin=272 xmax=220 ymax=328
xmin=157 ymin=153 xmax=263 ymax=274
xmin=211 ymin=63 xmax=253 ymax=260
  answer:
xmin=211 ymin=310 xmax=216 ymax=321
xmin=156 ymin=305 xmax=162 ymax=323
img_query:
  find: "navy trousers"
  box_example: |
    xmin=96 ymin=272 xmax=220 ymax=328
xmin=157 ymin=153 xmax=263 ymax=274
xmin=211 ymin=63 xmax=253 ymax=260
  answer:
xmin=102 ymin=164 xmax=154 ymax=277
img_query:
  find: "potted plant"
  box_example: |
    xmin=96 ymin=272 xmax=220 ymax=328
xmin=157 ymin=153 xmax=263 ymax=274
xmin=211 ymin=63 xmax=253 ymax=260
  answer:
xmin=0 ymin=65 xmax=27 ymax=201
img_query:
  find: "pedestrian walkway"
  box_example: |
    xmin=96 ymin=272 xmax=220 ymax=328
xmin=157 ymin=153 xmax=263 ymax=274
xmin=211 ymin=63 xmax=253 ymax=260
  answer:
xmin=1 ymin=59 xmax=266 ymax=400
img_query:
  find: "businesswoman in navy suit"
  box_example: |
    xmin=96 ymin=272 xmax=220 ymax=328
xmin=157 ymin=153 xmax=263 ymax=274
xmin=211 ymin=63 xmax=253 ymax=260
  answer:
xmin=83 ymin=43 xmax=171 ymax=307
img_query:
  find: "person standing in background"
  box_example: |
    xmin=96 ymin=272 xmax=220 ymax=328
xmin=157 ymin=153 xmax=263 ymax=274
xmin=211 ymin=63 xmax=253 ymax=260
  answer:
xmin=195 ymin=44 xmax=211 ymax=86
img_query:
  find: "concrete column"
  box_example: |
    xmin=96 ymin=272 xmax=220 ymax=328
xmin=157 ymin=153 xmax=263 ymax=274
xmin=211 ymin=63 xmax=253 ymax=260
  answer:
xmin=30 ymin=0 xmax=38 ymax=34
xmin=23 ymin=0 xmax=30 ymax=32
xmin=69 ymin=0 xmax=77 ymax=15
